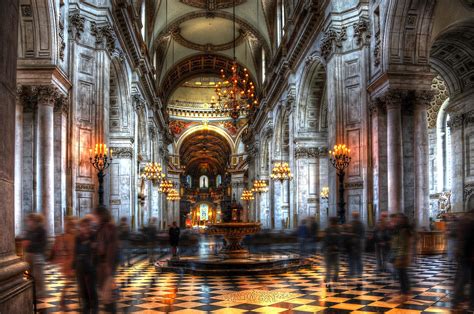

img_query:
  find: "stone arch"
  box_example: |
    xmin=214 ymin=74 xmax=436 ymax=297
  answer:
xmin=109 ymin=59 xmax=132 ymax=136
xmin=273 ymin=107 xmax=290 ymax=159
xmin=297 ymin=57 xmax=327 ymax=134
xmin=176 ymin=124 xmax=236 ymax=155
xmin=18 ymin=0 xmax=58 ymax=62
xmin=429 ymin=20 xmax=474 ymax=97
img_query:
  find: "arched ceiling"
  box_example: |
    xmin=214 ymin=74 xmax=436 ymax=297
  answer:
xmin=179 ymin=129 xmax=232 ymax=175
xmin=149 ymin=0 xmax=270 ymax=94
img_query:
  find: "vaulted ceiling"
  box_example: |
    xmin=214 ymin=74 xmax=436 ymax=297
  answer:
xmin=179 ymin=129 xmax=232 ymax=175
xmin=148 ymin=0 xmax=270 ymax=100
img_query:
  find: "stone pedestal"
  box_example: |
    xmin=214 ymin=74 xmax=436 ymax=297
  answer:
xmin=0 ymin=0 xmax=34 ymax=311
xmin=35 ymin=86 xmax=56 ymax=235
xmin=386 ymin=95 xmax=404 ymax=213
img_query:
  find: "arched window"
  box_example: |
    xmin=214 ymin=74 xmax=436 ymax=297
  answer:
xmin=435 ymin=99 xmax=453 ymax=192
xmin=140 ymin=1 xmax=146 ymax=40
xmin=276 ymin=0 xmax=286 ymax=46
xmin=216 ymin=175 xmax=222 ymax=187
xmin=199 ymin=175 xmax=209 ymax=188
xmin=261 ymin=48 xmax=266 ymax=83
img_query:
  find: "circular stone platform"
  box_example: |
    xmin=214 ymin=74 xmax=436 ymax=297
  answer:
xmin=159 ymin=253 xmax=311 ymax=275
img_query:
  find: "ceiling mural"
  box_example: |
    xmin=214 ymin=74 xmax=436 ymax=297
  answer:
xmin=179 ymin=0 xmax=246 ymax=10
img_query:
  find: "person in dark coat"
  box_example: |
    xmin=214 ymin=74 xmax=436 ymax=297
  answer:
xmin=118 ymin=217 xmax=131 ymax=267
xmin=74 ymin=217 xmax=98 ymax=314
xmin=374 ymin=211 xmax=391 ymax=272
xmin=169 ymin=221 xmax=180 ymax=258
xmin=348 ymin=212 xmax=365 ymax=285
xmin=391 ymin=213 xmax=414 ymax=302
xmin=94 ymin=207 xmax=118 ymax=313
xmin=23 ymin=213 xmax=48 ymax=298
xmin=145 ymin=217 xmax=158 ymax=263
xmin=297 ymin=219 xmax=310 ymax=255
xmin=323 ymin=217 xmax=341 ymax=287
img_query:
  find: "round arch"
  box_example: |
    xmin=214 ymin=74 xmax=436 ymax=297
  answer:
xmin=176 ymin=124 xmax=236 ymax=154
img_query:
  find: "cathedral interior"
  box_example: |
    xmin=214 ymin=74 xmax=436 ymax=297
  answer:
xmin=0 ymin=0 xmax=474 ymax=313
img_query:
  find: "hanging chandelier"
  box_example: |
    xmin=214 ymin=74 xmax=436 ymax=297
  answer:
xmin=142 ymin=162 xmax=166 ymax=183
xmin=209 ymin=0 xmax=258 ymax=122
xmin=270 ymin=161 xmax=293 ymax=182
xmin=158 ymin=179 xmax=173 ymax=194
xmin=167 ymin=188 xmax=180 ymax=201
xmin=241 ymin=188 xmax=255 ymax=201
xmin=252 ymin=178 xmax=268 ymax=194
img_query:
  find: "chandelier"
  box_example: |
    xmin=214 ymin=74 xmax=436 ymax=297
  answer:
xmin=241 ymin=188 xmax=255 ymax=201
xmin=329 ymin=144 xmax=351 ymax=172
xmin=209 ymin=0 xmax=258 ymax=122
xmin=270 ymin=161 xmax=293 ymax=182
xmin=167 ymin=188 xmax=180 ymax=201
xmin=142 ymin=162 xmax=166 ymax=183
xmin=252 ymin=178 xmax=268 ymax=194
xmin=158 ymin=179 xmax=173 ymax=194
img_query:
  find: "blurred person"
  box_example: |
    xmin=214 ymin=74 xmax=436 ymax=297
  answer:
xmin=309 ymin=216 xmax=319 ymax=253
xmin=50 ymin=217 xmax=77 ymax=309
xmin=446 ymin=214 xmax=458 ymax=263
xmin=118 ymin=217 xmax=131 ymax=267
xmin=323 ymin=217 xmax=341 ymax=287
xmin=297 ymin=219 xmax=309 ymax=256
xmin=23 ymin=213 xmax=47 ymax=298
xmin=145 ymin=217 xmax=158 ymax=263
xmin=452 ymin=208 xmax=474 ymax=311
xmin=374 ymin=211 xmax=391 ymax=272
xmin=169 ymin=221 xmax=181 ymax=258
xmin=391 ymin=213 xmax=414 ymax=302
xmin=74 ymin=217 xmax=98 ymax=314
xmin=348 ymin=212 xmax=365 ymax=286
xmin=94 ymin=207 xmax=119 ymax=313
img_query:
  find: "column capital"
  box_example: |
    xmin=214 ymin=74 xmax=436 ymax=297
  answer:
xmin=413 ymin=90 xmax=435 ymax=109
xmin=374 ymin=90 xmax=406 ymax=110
xmin=33 ymin=85 xmax=59 ymax=106
xmin=68 ymin=12 xmax=85 ymax=41
xmin=320 ymin=26 xmax=347 ymax=61
xmin=90 ymin=21 xmax=116 ymax=54
xmin=54 ymin=94 xmax=69 ymax=114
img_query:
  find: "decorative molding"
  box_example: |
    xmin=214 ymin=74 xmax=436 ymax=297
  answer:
xmin=20 ymin=5 xmax=32 ymax=17
xmin=111 ymin=48 xmax=125 ymax=62
xmin=374 ymin=33 xmax=381 ymax=66
xmin=353 ymin=17 xmax=371 ymax=46
xmin=180 ymin=0 xmax=246 ymax=10
xmin=295 ymin=147 xmax=318 ymax=159
xmin=320 ymin=26 xmax=347 ymax=60
xmin=68 ymin=13 xmax=85 ymax=41
xmin=345 ymin=181 xmax=363 ymax=189
xmin=132 ymin=94 xmax=145 ymax=111
xmin=170 ymin=26 xmax=247 ymax=52
xmin=75 ymin=183 xmax=95 ymax=191
xmin=110 ymin=147 xmax=133 ymax=159
xmin=368 ymin=98 xmax=384 ymax=116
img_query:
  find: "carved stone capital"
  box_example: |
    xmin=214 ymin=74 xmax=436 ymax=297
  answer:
xmin=320 ymin=26 xmax=347 ymax=60
xmin=54 ymin=94 xmax=69 ymax=114
xmin=91 ymin=22 xmax=116 ymax=53
xmin=69 ymin=13 xmax=85 ymax=41
xmin=353 ymin=17 xmax=371 ymax=46
xmin=33 ymin=85 xmax=59 ymax=106
xmin=414 ymin=90 xmax=435 ymax=108
xmin=447 ymin=113 xmax=464 ymax=129
xmin=375 ymin=90 xmax=406 ymax=110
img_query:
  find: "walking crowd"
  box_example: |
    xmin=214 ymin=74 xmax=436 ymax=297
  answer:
xmin=21 ymin=207 xmax=181 ymax=313
xmin=298 ymin=208 xmax=474 ymax=311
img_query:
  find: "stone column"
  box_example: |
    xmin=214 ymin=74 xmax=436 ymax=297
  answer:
xmin=14 ymin=89 xmax=24 ymax=236
xmin=413 ymin=91 xmax=433 ymax=228
xmin=54 ymin=96 xmax=68 ymax=234
xmin=35 ymin=86 xmax=57 ymax=235
xmin=385 ymin=92 xmax=404 ymax=213
xmin=0 ymin=0 xmax=33 ymax=311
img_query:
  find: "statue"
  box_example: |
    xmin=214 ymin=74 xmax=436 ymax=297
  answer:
xmin=437 ymin=191 xmax=452 ymax=218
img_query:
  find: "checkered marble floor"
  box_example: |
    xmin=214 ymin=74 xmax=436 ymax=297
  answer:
xmin=37 ymin=252 xmax=459 ymax=313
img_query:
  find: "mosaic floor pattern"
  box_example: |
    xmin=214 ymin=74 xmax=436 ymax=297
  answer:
xmin=37 ymin=252 xmax=460 ymax=313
